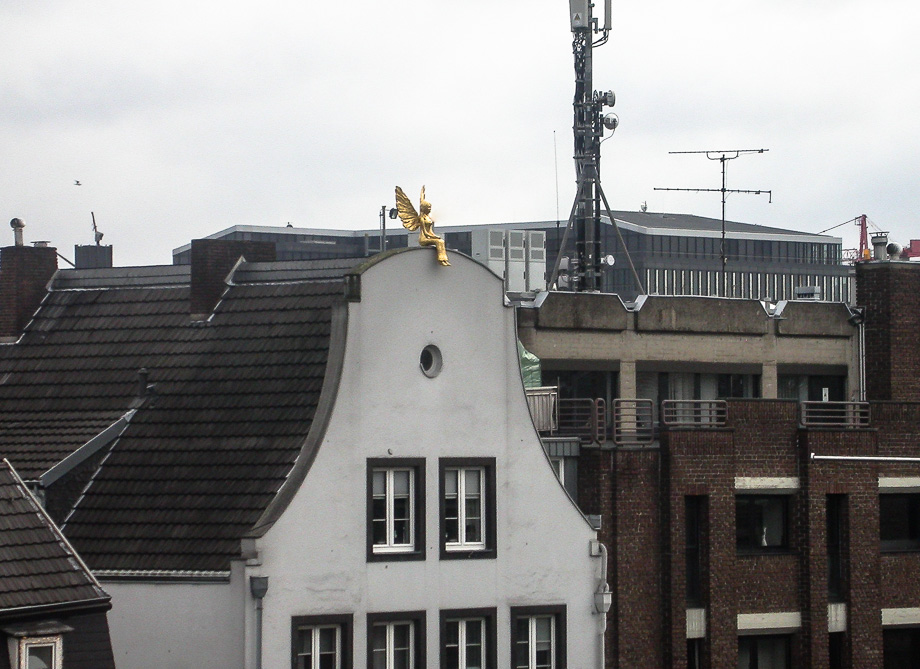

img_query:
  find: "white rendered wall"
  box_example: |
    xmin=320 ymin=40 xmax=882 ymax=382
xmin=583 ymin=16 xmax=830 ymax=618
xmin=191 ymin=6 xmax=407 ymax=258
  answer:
xmin=102 ymin=562 xmax=246 ymax=669
xmin=253 ymin=250 xmax=601 ymax=668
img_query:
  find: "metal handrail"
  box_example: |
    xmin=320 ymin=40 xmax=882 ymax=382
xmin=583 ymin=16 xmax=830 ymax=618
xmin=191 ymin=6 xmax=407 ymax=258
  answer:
xmin=613 ymin=399 xmax=655 ymax=445
xmin=661 ymin=400 xmax=728 ymax=427
xmin=557 ymin=398 xmax=607 ymax=444
xmin=800 ymin=401 xmax=870 ymax=428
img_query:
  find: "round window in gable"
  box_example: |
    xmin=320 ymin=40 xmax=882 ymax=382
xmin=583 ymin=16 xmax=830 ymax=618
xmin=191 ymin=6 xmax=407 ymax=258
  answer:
xmin=419 ymin=345 xmax=442 ymax=378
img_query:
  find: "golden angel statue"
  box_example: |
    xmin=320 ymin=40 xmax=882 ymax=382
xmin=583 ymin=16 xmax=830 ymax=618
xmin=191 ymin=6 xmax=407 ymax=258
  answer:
xmin=395 ymin=185 xmax=450 ymax=266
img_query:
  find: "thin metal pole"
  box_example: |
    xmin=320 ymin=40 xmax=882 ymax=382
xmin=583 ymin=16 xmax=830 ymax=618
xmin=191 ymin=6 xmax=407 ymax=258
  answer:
xmin=811 ymin=454 xmax=920 ymax=463
xmin=720 ymin=155 xmax=726 ymax=296
xmin=548 ymin=183 xmax=584 ymax=289
xmin=597 ymin=181 xmax=644 ymax=295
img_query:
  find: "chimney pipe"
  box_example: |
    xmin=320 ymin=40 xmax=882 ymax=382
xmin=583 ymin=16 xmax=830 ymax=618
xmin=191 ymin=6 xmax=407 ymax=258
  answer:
xmin=10 ymin=219 xmax=24 ymax=247
xmin=872 ymin=233 xmax=889 ymax=261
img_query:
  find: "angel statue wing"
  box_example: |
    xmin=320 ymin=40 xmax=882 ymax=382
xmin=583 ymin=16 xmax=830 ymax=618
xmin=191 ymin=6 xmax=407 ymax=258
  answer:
xmin=394 ymin=184 xmax=450 ymax=266
xmin=395 ymin=186 xmax=421 ymax=231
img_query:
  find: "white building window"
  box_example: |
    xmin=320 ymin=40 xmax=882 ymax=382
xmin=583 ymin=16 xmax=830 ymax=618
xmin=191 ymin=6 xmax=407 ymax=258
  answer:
xmin=443 ymin=617 xmax=486 ymax=669
xmin=511 ymin=606 xmax=565 ymax=669
xmin=444 ymin=467 xmax=484 ymax=549
xmin=440 ymin=458 xmax=496 ymax=559
xmin=293 ymin=617 xmax=352 ymax=669
xmin=368 ymin=459 xmax=425 ymax=560
xmin=18 ymin=636 xmax=62 ymax=669
xmin=368 ymin=613 xmax=424 ymax=669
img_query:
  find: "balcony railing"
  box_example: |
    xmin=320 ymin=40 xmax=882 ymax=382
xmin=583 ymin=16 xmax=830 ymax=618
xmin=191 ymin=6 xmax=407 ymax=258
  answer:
xmin=557 ymin=398 xmax=607 ymax=444
xmin=799 ymin=401 xmax=870 ymax=429
xmin=525 ymin=388 xmax=607 ymax=444
xmin=613 ymin=399 xmax=655 ymax=446
xmin=662 ymin=400 xmax=728 ymax=427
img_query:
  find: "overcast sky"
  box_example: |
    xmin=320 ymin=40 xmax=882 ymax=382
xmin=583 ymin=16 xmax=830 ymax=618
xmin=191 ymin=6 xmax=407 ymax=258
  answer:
xmin=2 ymin=0 xmax=917 ymax=266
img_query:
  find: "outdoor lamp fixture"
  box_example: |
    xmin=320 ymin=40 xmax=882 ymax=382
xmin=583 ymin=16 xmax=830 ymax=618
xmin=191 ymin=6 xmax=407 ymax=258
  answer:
xmin=250 ymin=576 xmax=269 ymax=669
xmin=594 ymin=584 xmax=612 ymax=615
xmin=250 ymin=575 xmax=269 ymax=600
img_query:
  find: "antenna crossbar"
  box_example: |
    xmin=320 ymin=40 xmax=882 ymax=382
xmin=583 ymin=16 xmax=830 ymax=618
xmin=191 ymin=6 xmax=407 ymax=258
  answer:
xmin=655 ymin=148 xmax=771 ymax=296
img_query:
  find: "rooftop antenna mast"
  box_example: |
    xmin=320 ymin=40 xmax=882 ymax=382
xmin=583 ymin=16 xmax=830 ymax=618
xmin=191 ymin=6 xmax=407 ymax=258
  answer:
xmin=655 ymin=149 xmax=771 ymax=296
xmin=549 ymin=0 xmax=643 ymax=295
xmin=91 ymin=212 xmax=104 ymax=245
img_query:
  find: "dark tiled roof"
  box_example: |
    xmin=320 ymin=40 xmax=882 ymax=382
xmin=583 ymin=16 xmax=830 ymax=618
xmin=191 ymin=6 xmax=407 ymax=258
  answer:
xmin=0 ymin=262 xmax=348 ymax=572
xmin=0 ymin=460 xmax=109 ymax=614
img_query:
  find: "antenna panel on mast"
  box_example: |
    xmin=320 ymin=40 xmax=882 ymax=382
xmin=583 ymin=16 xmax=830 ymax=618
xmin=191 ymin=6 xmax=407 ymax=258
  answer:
xmin=569 ymin=0 xmax=589 ymax=29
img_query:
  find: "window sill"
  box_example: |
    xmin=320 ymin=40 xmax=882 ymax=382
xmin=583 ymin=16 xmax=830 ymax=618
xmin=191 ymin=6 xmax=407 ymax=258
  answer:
xmin=440 ymin=547 xmax=497 ymax=561
xmin=736 ymin=547 xmax=796 ymax=557
xmin=368 ymin=549 xmax=426 ymax=563
xmin=881 ymin=546 xmax=920 ymax=554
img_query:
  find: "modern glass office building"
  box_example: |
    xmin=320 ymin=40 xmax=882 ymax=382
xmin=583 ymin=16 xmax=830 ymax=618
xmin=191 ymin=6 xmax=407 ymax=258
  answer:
xmin=173 ymin=210 xmax=849 ymax=302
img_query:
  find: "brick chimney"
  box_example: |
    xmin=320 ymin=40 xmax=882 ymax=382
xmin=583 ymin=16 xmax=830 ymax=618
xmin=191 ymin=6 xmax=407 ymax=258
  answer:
xmin=0 ymin=220 xmax=58 ymax=341
xmin=190 ymin=238 xmax=276 ymax=318
xmin=856 ymin=260 xmax=920 ymax=401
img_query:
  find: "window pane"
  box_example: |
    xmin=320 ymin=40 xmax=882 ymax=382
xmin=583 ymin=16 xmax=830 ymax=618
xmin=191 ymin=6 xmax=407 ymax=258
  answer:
xmin=515 ymin=618 xmax=530 ymax=669
xmin=373 ymin=470 xmax=386 ymax=496
xmin=881 ymin=494 xmax=920 ymax=549
xmin=298 ymin=627 xmax=314 ymax=655
xmin=393 ymin=623 xmax=411 ymax=652
xmin=319 ymin=627 xmax=337 ymax=653
xmin=393 ymin=470 xmax=411 ymax=496
xmin=445 ymin=620 xmax=460 ymax=646
xmin=445 ymin=470 xmax=458 ymax=496
xmin=737 ymin=496 xmax=787 ymax=550
xmin=393 ymin=648 xmax=411 ymax=669
xmin=465 ymin=619 xmax=484 ymax=669
xmin=444 ymin=645 xmax=460 ymax=669
xmin=26 ymin=646 xmax=54 ymax=669
xmin=372 ymin=624 xmax=388 ymax=669
xmin=465 ymin=469 xmax=481 ymax=495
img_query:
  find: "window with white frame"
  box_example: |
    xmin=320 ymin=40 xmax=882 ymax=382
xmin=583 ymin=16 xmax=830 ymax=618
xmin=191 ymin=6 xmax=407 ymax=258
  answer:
xmin=440 ymin=608 xmax=496 ymax=669
xmin=18 ymin=636 xmax=61 ymax=669
xmin=440 ymin=458 xmax=496 ymax=559
xmin=444 ymin=467 xmax=483 ymax=548
xmin=368 ymin=612 xmax=424 ymax=669
xmin=510 ymin=606 xmax=565 ymax=669
xmin=367 ymin=459 xmax=424 ymax=561
xmin=292 ymin=615 xmax=352 ymax=669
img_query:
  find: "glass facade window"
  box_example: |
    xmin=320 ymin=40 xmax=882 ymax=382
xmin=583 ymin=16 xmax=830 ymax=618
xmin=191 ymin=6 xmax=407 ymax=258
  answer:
xmin=736 ymin=495 xmax=789 ymax=551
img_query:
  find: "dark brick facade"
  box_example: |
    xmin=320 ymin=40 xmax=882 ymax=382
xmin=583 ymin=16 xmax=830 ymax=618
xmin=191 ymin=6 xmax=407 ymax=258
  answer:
xmin=578 ymin=400 xmax=920 ymax=668
xmin=856 ymin=262 xmax=920 ymax=402
xmin=573 ymin=261 xmax=920 ymax=668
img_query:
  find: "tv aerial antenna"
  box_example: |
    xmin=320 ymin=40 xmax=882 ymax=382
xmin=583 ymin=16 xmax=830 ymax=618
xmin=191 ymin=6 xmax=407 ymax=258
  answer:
xmin=547 ymin=0 xmax=644 ymax=295
xmin=655 ymin=149 xmax=771 ymax=296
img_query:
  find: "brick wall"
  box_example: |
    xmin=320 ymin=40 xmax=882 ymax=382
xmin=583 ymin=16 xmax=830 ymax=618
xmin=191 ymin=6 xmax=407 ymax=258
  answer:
xmin=0 ymin=245 xmax=58 ymax=339
xmin=576 ymin=447 xmax=617 ymax=668
xmin=189 ymin=238 xmax=276 ymax=316
xmin=857 ymin=262 xmax=920 ymax=401
xmin=614 ymin=448 xmax=663 ymax=668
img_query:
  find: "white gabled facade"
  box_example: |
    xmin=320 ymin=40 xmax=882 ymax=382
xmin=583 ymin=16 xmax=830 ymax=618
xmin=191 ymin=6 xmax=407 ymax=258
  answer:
xmin=247 ymin=249 xmax=602 ymax=668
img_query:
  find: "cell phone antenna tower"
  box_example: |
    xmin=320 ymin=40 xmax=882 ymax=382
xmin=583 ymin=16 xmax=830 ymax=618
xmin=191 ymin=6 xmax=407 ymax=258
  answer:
xmin=550 ymin=0 xmax=643 ymax=294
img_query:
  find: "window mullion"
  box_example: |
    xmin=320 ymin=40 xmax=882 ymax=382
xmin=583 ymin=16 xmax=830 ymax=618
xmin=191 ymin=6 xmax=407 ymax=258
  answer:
xmin=457 ymin=469 xmax=467 ymax=545
xmin=386 ymin=470 xmax=395 ymax=546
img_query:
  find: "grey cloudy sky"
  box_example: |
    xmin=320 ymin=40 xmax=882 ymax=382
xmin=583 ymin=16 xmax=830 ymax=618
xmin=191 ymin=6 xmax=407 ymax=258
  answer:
xmin=1 ymin=0 xmax=917 ymax=266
